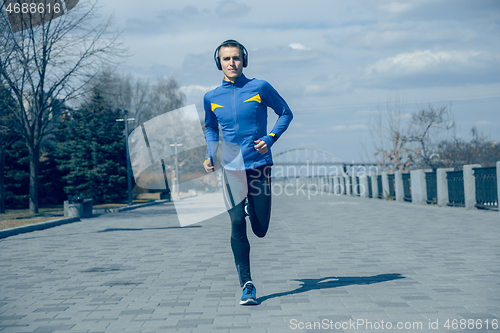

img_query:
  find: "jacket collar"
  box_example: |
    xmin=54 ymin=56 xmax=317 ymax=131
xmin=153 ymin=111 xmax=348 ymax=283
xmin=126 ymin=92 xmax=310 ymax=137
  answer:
xmin=222 ymin=74 xmax=250 ymax=88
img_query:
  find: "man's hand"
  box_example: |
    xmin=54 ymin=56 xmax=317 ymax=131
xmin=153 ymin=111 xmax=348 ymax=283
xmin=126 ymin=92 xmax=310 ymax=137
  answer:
xmin=254 ymin=140 xmax=268 ymax=154
xmin=203 ymin=158 xmax=215 ymax=173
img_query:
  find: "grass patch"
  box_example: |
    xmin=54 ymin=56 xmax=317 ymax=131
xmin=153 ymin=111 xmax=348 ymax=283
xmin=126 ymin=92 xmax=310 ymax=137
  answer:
xmin=0 ymin=194 xmax=160 ymax=231
xmin=0 ymin=206 xmax=64 ymax=231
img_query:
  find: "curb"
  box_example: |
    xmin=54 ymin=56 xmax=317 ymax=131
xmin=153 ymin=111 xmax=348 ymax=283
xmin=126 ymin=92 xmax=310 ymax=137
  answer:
xmin=92 ymin=199 xmax=171 ymax=214
xmin=0 ymin=217 xmax=81 ymax=240
xmin=0 ymin=200 xmax=172 ymax=240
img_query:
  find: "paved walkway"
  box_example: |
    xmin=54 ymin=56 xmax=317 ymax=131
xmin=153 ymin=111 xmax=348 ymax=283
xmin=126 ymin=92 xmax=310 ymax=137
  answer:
xmin=0 ymin=189 xmax=499 ymax=333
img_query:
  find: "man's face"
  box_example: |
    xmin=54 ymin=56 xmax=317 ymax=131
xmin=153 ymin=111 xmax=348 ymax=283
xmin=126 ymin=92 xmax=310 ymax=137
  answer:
xmin=219 ymin=46 xmax=243 ymax=81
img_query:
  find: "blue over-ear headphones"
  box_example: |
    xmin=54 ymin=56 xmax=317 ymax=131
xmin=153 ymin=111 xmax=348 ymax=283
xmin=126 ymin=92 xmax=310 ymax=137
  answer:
xmin=214 ymin=39 xmax=248 ymax=70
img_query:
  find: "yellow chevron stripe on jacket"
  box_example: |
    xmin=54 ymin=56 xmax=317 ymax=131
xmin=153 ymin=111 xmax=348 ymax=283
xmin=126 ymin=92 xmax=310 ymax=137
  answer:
xmin=244 ymin=94 xmax=261 ymax=104
xmin=211 ymin=103 xmax=224 ymax=112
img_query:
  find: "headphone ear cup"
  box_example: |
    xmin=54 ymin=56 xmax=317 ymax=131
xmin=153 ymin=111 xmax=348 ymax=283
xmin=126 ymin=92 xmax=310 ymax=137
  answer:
xmin=242 ymin=46 xmax=248 ymax=67
xmin=216 ymin=55 xmax=222 ymax=70
xmin=214 ymin=46 xmax=222 ymax=70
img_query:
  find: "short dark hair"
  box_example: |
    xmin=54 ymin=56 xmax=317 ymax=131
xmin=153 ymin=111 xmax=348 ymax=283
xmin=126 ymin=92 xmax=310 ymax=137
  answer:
xmin=219 ymin=42 xmax=244 ymax=58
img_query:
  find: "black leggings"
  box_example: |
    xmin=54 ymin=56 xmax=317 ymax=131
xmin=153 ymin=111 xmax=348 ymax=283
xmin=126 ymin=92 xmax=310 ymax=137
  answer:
xmin=222 ymin=164 xmax=272 ymax=287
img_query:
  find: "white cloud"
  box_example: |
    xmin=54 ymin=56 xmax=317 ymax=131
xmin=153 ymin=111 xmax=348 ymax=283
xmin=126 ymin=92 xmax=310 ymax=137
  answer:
xmin=215 ymin=0 xmax=251 ymax=18
xmin=368 ymin=50 xmax=482 ymax=75
xmin=304 ymin=84 xmax=324 ymax=94
xmin=363 ymin=50 xmax=500 ymax=88
xmin=179 ymin=85 xmax=218 ymax=95
xmin=474 ymin=120 xmax=496 ymax=127
xmin=355 ymin=109 xmax=379 ymax=116
xmin=303 ymin=76 xmax=352 ymax=96
xmin=399 ymin=113 xmax=412 ymax=120
xmin=379 ymin=2 xmax=414 ymax=13
xmin=349 ymin=124 xmax=368 ymax=130
xmin=329 ymin=124 xmax=368 ymax=131
xmin=331 ymin=125 xmax=346 ymax=131
xmin=289 ymin=43 xmax=309 ymax=50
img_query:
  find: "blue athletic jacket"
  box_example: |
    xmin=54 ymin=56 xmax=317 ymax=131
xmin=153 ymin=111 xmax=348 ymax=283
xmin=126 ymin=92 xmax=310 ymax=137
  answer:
xmin=205 ymin=74 xmax=293 ymax=170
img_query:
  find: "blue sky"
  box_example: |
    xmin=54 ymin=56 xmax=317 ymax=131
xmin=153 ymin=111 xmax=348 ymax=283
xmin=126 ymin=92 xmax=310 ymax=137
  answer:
xmin=100 ymin=0 xmax=500 ymax=162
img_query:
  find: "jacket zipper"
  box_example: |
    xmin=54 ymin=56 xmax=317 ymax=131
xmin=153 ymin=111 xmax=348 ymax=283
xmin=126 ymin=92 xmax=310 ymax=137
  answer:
xmin=231 ymin=84 xmax=242 ymax=170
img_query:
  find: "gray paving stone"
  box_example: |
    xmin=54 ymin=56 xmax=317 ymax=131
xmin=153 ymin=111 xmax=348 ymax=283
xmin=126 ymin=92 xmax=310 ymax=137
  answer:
xmin=33 ymin=324 xmax=76 ymax=332
xmin=1 ymin=191 xmax=499 ymax=332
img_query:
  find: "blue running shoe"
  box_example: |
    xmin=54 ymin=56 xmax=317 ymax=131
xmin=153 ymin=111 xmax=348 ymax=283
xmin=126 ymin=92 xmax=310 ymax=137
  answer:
xmin=240 ymin=282 xmax=258 ymax=305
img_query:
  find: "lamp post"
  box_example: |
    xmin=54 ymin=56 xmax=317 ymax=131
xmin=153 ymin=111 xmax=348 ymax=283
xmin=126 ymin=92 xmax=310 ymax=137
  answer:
xmin=116 ymin=110 xmax=135 ymax=205
xmin=170 ymin=137 xmax=183 ymax=200
xmin=116 ymin=101 xmax=148 ymax=205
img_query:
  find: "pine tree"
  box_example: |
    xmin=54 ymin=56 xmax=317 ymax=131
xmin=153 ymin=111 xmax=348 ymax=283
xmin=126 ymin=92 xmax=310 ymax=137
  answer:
xmin=3 ymin=138 xmax=30 ymax=209
xmin=39 ymin=144 xmax=67 ymax=205
xmin=1 ymin=84 xmax=29 ymax=210
xmin=56 ymin=89 xmax=127 ymax=204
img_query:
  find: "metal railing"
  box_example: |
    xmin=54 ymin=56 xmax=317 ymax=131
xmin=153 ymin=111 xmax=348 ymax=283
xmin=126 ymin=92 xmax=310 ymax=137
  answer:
xmin=355 ymin=176 xmax=360 ymax=196
xmin=426 ymin=171 xmax=437 ymax=204
xmin=377 ymin=175 xmax=383 ymax=199
xmin=367 ymin=176 xmax=373 ymax=198
xmin=474 ymin=167 xmax=498 ymax=210
xmin=402 ymin=173 xmax=412 ymax=202
xmin=447 ymin=170 xmax=465 ymax=207
xmin=388 ymin=174 xmax=395 ymax=199
xmin=272 ymin=164 xmax=498 ymax=213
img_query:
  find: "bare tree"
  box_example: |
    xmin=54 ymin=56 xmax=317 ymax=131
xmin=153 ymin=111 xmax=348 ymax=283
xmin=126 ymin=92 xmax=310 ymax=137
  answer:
xmin=149 ymin=77 xmax=185 ymax=120
xmin=89 ymin=71 xmax=187 ymax=134
xmin=367 ymin=95 xmax=456 ymax=172
xmin=91 ymin=69 xmax=152 ymax=131
xmin=368 ymin=95 xmax=418 ymax=171
xmin=0 ymin=0 xmax=125 ymax=213
xmin=437 ymin=127 xmax=500 ymax=169
xmin=404 ymin=104 xmax=455 ymax=170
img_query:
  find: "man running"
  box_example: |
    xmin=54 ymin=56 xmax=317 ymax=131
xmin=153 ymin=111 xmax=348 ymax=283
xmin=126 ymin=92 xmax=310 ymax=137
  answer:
xmin=203 ymin=40 xmax=293 ymax=305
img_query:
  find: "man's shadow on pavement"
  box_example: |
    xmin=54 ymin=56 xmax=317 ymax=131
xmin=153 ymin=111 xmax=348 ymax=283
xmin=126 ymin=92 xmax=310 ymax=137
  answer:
xmin=258 ymin=273 xmax=405 ymax=304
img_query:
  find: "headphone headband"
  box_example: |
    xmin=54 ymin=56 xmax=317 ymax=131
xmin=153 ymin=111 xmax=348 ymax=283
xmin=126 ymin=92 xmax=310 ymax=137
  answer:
xmin=214 ymin=39 xmax=248 ymax=71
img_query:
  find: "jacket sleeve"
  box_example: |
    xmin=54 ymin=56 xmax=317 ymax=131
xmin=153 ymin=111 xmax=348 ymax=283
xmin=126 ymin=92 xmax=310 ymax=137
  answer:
xmin=258 ymin=81 xmax=293 ymax=149
xmin=204 ymin=93 xmax=219 ymax=162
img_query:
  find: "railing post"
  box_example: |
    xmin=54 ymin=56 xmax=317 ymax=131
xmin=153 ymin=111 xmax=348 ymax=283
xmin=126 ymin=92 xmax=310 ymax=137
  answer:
xmin=395 ymin=171 xmax=404 ymax=202
xmin=333 ymin=176 xmax=340 ymax=195
xmin=437 ymin=168 xmax=454 ymax=206
xmin=498 ymin=161 xmax=500 ymax=213
xmin=345 ymin=176 xmax=352 ymax=196
xmin=371 ymin=174 xmax=379 ymax=199
xmin=463 ymin=164 xmax=481 ymax=209
xmin=352 ymin=175 xmax=358 ymax=196
xmin=367 ymin=176 xmax=372 ymax=198
xmin=341 ymin=176 xmax=346 ymax=195
xmin=410 ymin=169 xmax=427 ymax=204
xmin=359 ymin=175 xmax=368 ymax=197
xmin=381 ymin=172 xmax=390 ymax=199
xmin=338 ymin=176 xmax=344 ymax=195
